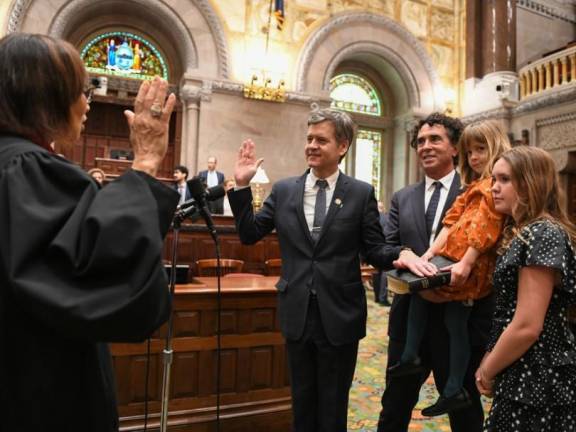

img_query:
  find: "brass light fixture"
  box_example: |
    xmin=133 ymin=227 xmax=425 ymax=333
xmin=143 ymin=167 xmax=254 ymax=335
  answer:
xmin=243 ymin=0 xmax=286 ymax=103
xmin=244 ymin=74 xmax=286 ymax=102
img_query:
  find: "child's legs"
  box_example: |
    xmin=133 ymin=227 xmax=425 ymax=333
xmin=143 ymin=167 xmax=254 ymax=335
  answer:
xmin=401 ymin=294 xmax=429 ymax=363
xmin=443 ymin=301 xmax=473 ymax=397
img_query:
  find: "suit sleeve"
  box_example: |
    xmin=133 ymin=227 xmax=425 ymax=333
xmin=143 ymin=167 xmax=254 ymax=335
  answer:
xmin=360 ymin=186 xmax=402 ymax=270
xmin=228 ymin=185 xmax=276 ymax=244
xmin=384 ymin=191 xmax=401 ymax=247
xmin=0 ymin=151 xmax=179 ymax=342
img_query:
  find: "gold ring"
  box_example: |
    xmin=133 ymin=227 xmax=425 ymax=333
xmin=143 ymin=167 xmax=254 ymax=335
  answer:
xmin=150 ymin=103 xmax=162 ymax=117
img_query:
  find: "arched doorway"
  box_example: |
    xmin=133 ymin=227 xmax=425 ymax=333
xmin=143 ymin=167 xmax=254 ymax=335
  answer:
xmin=296 ymin=12 xmax=440 ymax=204
xmin=330 ymin=71 xmax=387 ymax=199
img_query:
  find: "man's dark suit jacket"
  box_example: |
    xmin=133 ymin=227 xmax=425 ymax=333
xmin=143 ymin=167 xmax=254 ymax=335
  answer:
xmin=385 ymin=173 xmax=492 ymax=345
xmin=173 ymin=182 xmax=192 ymax=202
xmin=379 ymin=172 xmax=493 ymax=432
xmin=198 ymin=170 xmax=225 ymax=214
xmin=228 ymin=171 xmax=401 ymax=345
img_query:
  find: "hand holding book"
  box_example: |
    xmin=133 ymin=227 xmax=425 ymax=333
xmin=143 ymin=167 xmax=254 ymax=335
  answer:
xmin=387 ymin=255 xmax=456 ymax=295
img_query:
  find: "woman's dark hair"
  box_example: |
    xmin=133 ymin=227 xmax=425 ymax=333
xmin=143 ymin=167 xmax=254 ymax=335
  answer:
xmin=0 ymin=33 xmax=86 ymax=142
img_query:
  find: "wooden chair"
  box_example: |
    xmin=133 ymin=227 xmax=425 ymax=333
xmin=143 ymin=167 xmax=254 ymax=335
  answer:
xmin=223 ymin=273 xmax=264 ymax=278
xmin=264 ymin=258 xmax=282 ymax=276
xmin=195 ymin=259 xmax=244 ymax=276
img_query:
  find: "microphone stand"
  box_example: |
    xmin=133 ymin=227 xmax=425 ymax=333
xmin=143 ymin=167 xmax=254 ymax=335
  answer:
xmin=159 ymin=205 xmax=222 ymax=432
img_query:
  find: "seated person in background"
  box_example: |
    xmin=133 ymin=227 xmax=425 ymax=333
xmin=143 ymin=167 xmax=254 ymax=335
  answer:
xmin=388 ymin=120 xmax=510 ymax=417
xmin=88 ymin=167 xmax=106 ymax=185
xmin=173 ymin=164 xmax=191 ymax=205
xmin=223 ymin=178 xmax=235 ymax=216
xmin=198 ymin=155 xmax=225 ymax=214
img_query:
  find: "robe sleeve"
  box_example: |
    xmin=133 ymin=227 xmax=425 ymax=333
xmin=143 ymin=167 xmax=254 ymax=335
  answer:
xmin=0 ymin=150 xmax=179 ymax=342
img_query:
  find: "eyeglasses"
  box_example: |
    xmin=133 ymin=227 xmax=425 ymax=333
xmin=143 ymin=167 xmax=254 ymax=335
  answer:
xmin=83 ymin=85 xmax=96 ymax=104
xmin=83 ymin=78 xmax=102 ymax=104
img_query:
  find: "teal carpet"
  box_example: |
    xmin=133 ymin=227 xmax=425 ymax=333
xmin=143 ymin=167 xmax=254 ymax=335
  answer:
xmin=347 ymin=289 xmax=491 ymax=431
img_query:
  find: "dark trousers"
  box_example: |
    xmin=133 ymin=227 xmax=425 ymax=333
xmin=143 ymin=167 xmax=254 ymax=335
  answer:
xmin=402 ymin=296 xmax=473 ymax=397
xmin=377 ymin=312 xmax=485 ymax=432
xmin=286 ymin=297 xmax=359 ymax=432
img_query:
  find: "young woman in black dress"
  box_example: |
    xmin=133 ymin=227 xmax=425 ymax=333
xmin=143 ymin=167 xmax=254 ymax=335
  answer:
xmin=477 ymin=146 xmax=576 ymax=431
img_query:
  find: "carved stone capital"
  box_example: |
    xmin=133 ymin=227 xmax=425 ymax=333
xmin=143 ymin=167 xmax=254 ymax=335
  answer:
xmin=179 ymin=82 xmax=212 ymax=103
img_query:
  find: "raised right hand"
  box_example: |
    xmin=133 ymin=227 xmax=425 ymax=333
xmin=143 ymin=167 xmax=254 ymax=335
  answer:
xmin=235 ymin=139 xmax=264 ymax=187
xmin=126 ymin=76 xmax=176 ymax=176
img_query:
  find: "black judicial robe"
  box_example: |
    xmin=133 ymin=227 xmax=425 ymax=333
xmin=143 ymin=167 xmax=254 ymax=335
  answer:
xmin=0 ymin=136 xmax=179 ymax=432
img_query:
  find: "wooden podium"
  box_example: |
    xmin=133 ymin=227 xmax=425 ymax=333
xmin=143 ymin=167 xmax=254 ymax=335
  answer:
xmin=111 ymin=276 xmax=292 ymax=432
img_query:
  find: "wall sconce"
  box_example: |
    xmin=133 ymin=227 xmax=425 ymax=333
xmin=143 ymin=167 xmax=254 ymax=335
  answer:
xmin=250 ymin=167 xmax=270 ymax=211
xmin=244 ymin=72 xmax=286 ymax=102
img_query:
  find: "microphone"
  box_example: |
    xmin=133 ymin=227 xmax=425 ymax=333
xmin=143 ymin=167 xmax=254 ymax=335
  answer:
xmin=187 ymin=177 xmax=219 ymax=239
xmin=177 ymin=182 xmax=226 ymax=210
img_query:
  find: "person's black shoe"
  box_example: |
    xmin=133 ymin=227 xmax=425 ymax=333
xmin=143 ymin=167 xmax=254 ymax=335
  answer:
xmin=378 ymin=299 xmax=391 ymax=307
xmin=386 ymin=358 xmax=424 ymax=378
xmin=421 ymin=388 xmax=472 ymax=417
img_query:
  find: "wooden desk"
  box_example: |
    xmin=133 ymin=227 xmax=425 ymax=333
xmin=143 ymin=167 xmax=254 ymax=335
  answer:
xmin=111 ymin=276 xmax=291 ymax=432
xmin=164 ymin=217 xmax=281 ymax=276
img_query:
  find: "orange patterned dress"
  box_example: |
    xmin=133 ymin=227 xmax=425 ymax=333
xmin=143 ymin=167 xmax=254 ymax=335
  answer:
xmin=438 ymin=177 xmax=505 ymax=301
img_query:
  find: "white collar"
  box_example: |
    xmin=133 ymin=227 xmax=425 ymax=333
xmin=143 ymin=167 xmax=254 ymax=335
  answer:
xmin=425 ymin=169 xmax=455 ymax=191
xmin=307 ymin=169 xmax=340 ymax=189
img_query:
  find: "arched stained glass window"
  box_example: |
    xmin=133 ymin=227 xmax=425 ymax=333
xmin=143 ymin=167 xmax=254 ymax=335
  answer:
xmin=80 ymin=31 xmax=168 ymax=80
xmin=330 ymin=74 xmax=381 ymax=116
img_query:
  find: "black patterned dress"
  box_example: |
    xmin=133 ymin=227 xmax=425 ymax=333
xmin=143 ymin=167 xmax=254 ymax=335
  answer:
xmin=485 ymin=220 xmax=576 ymax=432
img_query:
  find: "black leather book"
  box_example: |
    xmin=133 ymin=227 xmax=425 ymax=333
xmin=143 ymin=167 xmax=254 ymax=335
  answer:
xmin=386 ymin=255 xmax=455 ymax=295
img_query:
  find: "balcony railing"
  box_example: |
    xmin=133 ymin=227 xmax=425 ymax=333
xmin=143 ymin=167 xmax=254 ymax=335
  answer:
xmin=519 ymin=44 xmax=576 ymax=100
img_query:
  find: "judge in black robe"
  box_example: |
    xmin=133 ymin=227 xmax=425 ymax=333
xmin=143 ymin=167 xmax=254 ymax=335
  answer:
xmin=0 ymin=33 xmax=178 ymax=432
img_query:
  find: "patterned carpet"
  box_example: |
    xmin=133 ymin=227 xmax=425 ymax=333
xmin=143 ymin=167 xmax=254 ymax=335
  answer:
xmin=347 ymin=288 xmax=491 ymax=431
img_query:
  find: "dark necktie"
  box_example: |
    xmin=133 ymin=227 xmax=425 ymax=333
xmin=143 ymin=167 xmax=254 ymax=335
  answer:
xmin=311 ymin=179 xmax=329 ymax=243
xmin=425 ymin=181 xmax=442 ymax=240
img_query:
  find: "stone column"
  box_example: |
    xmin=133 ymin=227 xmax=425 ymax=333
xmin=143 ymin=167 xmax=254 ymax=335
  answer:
xmin=463 ymin=0 xmax=518 ymax=116
xmin=481 ymin=0 xmax=516 ymax=76
xmin=179 ymin=77 xmax=210 ymax=173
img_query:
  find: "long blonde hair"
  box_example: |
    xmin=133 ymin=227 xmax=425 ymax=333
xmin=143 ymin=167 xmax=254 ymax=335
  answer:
xmin=458 ymin=120 xmax=511 ymax=186
xmin=498 ymin=146 xmax=576 ymax=251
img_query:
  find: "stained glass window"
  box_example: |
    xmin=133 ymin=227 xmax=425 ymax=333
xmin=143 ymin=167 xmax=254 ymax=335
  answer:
xmin=80 ymin=31 xmax=168 ymax=80
xmin=355 ymin=129 xmax=382 ymax=198
xmin=330 ymin=74 xmax=382 ymax=116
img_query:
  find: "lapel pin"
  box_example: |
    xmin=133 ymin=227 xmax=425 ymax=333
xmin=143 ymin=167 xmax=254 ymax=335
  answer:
xmin=334 ymin=198 xmax=343 ymax=207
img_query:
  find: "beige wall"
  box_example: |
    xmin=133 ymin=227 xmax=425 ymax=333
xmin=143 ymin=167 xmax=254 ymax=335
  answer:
xmin=0 ymin=0 xmax=12 ymax=35
xmin=517 ymin=8 xmax=576 ymax=68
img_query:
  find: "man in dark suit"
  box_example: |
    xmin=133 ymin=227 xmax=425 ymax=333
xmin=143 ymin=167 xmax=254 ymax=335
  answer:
xmin=377 ymin=113 xmax=492 ymax=432
xmin=173 ymin=165 xmax=192 ymax=205
xmin=228 ymin=109 xmax=430 ymax=432
xmin=198 ymin=156 xmax=225 ymax=214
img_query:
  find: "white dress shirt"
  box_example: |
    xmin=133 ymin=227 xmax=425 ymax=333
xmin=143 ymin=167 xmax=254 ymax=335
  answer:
xmin=304 ymin=169 xmax=340 ymax=233
xmin=424 ymin=169 xmax=456 ymax=245
xmin=206 ymin=170 xmax=218 ymax=187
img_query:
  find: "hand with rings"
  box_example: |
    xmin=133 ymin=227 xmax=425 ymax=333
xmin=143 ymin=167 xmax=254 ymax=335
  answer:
xmin=150 ymin=102 xmax=163 ymax=118
xmin=124 ymin=76 xmax=176 ymax=176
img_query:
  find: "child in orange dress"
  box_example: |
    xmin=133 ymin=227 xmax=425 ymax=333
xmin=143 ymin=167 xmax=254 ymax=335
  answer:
xmin=387 ymin=120 xmax=511 ymax=416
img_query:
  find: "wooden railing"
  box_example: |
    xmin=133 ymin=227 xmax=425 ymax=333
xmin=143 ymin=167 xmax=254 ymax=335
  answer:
xmin=519 ymin=45 xmax=576 ymax=100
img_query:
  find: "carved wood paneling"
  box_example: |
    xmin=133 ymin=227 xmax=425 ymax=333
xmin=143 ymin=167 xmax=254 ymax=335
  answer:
xmin=110 ymin=278 xmax=291 ymax=431
xmin=164 ymin=220 xmax=281 ymax=277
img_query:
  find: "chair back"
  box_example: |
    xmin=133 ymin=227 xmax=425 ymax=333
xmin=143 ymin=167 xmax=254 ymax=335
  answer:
xmin=264 ymin=258 xmax=282 ymax=276
xmin=195 ymin=259 xmax=244 ymax=276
